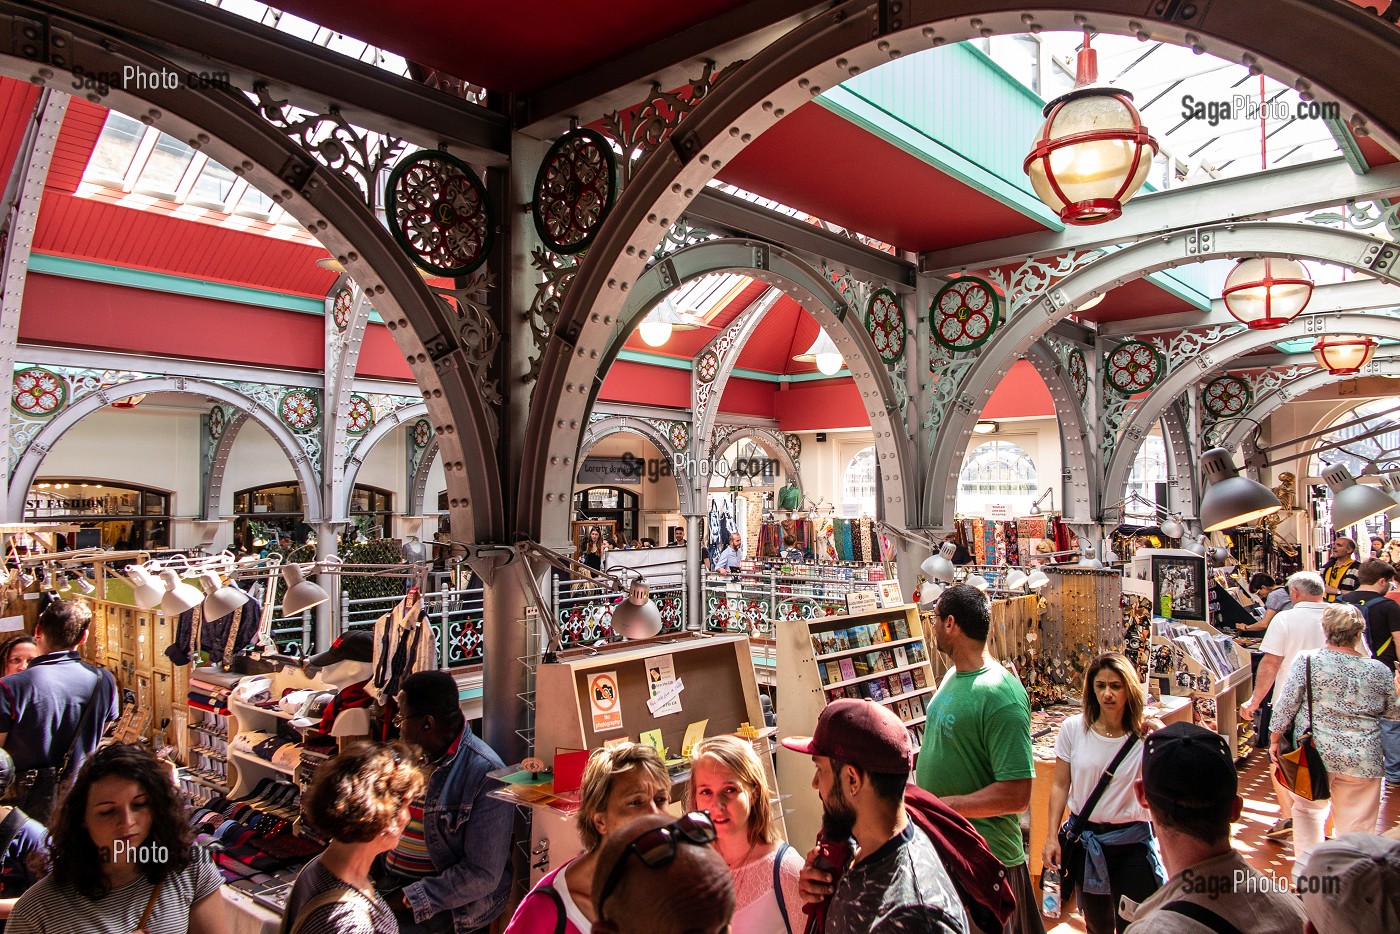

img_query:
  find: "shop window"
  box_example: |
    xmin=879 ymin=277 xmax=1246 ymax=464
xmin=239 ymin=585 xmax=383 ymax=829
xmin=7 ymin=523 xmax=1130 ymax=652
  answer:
xmin=842 ymin=446 xmax=877 ymax=517
xmin=573 ymin=486 xmax=639 ymax=546
xmin=234 ymin=481 xmax=391 ymax=552
xmin=957 ymin=441 xmax=1037 ymax=516
xmin=25 ymin=479 xmax=171 ymax=549
xmin=1126 ymin=435 xmax=1169 ymax=520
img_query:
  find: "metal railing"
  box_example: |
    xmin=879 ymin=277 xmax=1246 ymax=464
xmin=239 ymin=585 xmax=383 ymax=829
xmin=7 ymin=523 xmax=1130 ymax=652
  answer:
xmin=551 ymin=579 xmax=685 ymax=648
xmin=701 ymin=569 xmax=895 ymax=636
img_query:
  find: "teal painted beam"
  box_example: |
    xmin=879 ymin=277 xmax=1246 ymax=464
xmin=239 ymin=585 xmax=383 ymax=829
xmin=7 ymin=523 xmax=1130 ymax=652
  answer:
xmin=615 ymin=349 xmax=848 ymax=383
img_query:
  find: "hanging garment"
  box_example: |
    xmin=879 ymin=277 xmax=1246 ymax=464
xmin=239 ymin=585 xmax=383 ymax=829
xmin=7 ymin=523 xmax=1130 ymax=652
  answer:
xmin=834 ymin=519 xmax=855 ymax=562
xmin=758 ymin=522 xmax=783 ymax=558
xmin=814 ymin=518 xmax=837 ymax=563
xmin=370 ymin=595 xmax=440 ymax=700
xmin=166 ymin=589 xmax=264 ymax=666
xmin=1004 ymin=521 xmax=1019 ymax=565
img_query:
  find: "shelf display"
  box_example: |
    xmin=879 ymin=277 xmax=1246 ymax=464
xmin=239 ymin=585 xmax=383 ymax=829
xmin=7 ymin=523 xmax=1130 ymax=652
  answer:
xmin=1149 ymin=618 xmax=1253 ymax=758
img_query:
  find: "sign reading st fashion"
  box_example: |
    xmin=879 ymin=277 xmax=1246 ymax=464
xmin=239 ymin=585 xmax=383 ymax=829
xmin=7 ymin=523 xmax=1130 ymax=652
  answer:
xmin=72 ymin=65 xmax=233 ymax=97
xmin=1180 ymin=94 xmax=1340 ymax=127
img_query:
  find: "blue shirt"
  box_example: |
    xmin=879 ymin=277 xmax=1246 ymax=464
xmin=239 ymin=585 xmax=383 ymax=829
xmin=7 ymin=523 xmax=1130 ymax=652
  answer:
xmin=714 ymin=545 xmax=743 ymax=572
xmin=0 ymin=650 xmax=118 ymax=773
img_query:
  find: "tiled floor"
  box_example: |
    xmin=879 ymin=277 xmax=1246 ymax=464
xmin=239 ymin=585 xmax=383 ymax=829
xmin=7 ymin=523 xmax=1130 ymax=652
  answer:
xmin=1046 ymin=748 xmax=1400 ymax=933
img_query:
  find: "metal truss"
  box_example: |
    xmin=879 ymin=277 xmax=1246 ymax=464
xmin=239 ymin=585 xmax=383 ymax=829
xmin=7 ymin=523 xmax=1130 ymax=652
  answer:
xmin=579 ymin=415 xmax=697 ymax=516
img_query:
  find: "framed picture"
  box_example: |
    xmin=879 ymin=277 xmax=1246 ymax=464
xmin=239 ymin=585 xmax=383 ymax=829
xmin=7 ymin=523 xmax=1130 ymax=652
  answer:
xmin=1151 ymin=554 xmax=1207 ymax=621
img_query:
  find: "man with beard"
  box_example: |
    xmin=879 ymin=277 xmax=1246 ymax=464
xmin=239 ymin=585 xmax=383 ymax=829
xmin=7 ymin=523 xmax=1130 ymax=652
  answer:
xmin=785 ymin=698 xmax=967 ymax=934
xmin=917 ymin=584 xmax=1040 ymax=934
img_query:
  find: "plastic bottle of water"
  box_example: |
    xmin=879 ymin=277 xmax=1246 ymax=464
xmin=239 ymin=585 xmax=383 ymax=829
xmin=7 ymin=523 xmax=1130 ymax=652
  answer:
xmin=1041 ymin=868 xmax=1062 ymax=919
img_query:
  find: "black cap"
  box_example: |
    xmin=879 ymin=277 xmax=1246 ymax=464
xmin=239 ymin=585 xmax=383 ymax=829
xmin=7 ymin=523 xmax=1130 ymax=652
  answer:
xmin=306 ymin=629 xmax=373 ymax=668
xmin=1141 ymin=722 xmax=1236 ymax=809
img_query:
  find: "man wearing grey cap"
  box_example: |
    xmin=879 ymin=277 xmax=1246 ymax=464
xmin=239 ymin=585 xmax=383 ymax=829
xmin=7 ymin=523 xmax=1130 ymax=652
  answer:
xmin=1124 ymin=722 xmax=1304 ymax=933
xmin=1297 ymin=832 xmax=1400 ymax=934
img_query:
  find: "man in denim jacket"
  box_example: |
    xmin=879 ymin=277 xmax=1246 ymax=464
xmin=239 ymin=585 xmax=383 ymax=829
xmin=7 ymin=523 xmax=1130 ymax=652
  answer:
xmin=379 ymin=670 xmax=512 ymax=932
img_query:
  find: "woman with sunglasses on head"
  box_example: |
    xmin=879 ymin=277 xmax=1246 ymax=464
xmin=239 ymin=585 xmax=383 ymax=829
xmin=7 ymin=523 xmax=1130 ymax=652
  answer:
xmin=504 ymin=743 xmax=670 ymax=934
xmin=591 ymin=811 xmax=734 ymax=934
xmin=7 ymin=743 xmax=226 ymax=934
xmin=688 ymin=736 xmax=801 ymax=934
xmin=281 ymin=742 xmax=424 ymax=934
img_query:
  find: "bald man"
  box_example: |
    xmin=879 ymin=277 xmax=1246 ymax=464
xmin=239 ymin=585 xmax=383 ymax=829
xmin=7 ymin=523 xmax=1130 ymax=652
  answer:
xmin=591 ymin=812 xmax=735 ymax=934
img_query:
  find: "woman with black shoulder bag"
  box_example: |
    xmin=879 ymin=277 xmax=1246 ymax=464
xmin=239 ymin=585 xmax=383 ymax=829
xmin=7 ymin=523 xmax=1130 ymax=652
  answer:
xmin=1042 ymin=653 xmax=1166 ymax=934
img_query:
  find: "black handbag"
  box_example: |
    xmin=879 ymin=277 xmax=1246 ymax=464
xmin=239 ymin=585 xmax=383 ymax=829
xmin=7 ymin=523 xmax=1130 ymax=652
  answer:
xmin=1056 ymin=731 xmax=1139 ymax=895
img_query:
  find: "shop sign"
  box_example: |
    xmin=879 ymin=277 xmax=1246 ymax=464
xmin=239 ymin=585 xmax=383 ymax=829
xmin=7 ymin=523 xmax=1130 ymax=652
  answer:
xmin=576 ymin=457 xmax=642 ymax=485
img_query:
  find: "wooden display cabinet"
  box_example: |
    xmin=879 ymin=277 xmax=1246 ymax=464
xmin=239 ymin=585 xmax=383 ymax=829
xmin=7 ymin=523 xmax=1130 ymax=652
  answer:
xmin=1151 ymin=620 xmax=1253 ymax=759
xmin=774 ymin=603 xmax=935 ymax=850
xmin=528 ymin=632 xmax=770 ymax=882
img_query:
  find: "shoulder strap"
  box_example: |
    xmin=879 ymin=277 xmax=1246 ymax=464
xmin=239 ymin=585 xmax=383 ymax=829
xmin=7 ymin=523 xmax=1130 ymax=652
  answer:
xmin=1073 ymin=732 xmax=1139 ymax=830
xmin=1160 ymin=899 xmax=1245 ymax=934
xmin=285 ymin=887 xmax=374 ymax=934
xmin=59 ymin=663 xmax=110 ymax=779
xmin=773 ymin=842 xmax=792 ymax=934
xmin=535 ymin=880 xmax=568 ymax=934
xmin=1305 ymin=655 xmax=1314 ymax=725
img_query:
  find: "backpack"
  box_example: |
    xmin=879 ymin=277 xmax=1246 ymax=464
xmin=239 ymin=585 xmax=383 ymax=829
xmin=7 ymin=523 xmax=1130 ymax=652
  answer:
xmin=1341 ymin=592 xmax=1396 ymax=660
xmin=903 ymin=783 xmax=1017 ymax=933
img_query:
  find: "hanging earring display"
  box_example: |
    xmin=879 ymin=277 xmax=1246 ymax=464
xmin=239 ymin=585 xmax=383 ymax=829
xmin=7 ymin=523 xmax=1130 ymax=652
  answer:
xmin=385 ymin=150 xmax=495 ymax=276
xmin=931 ymin=277 xmax=1002 ymax=351
xmin=531 ymin=128 xmax=618 ymax=254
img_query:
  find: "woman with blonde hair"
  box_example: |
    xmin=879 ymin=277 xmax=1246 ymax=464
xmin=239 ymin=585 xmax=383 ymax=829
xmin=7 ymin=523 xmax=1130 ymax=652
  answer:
xmin=1271 ymin=602 xmax=1400 ymax=877
xmin=688 ymin=735 xmax=801 ymax=933
xmin=1042 ymin=653 xmax=1165 ymax=933
xmin=504 ymin=742 xmax=670 ymax=934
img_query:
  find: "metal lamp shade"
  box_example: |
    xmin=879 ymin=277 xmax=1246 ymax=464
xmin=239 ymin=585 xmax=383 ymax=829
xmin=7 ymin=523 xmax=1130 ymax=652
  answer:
xmin=1198 ymin=447 xmax=1282 ymax=532
xmin=281 ymin=563 xmax=331 ymax=616
xmin=965 ymin=574 xmax=990 ymax=592
xmin=1159 ymin=515 xmax=1185 ymax=539
xmin=1323 ymin=464 xmax=1397 ymax=529
xmin=611 ymin=580 xmax=662 ymax=639
xmin=73 ymin=574 xmax=96 ymax=595
xmin=159 ymin=569 xmax=204 ymax=616
xmin=1004 ymin=568 xmax=1030 ymax=591
xmin=200 ymin=570 xmax=249 ymax=621
xmin=918 ymin=581 xmax=944 ymax=605
xmin=1220 ymin=257 xmax=1312 ymax=329
xmin=919 ymin=543 xmax=958 ymax=583
xmin=1385 ymin=472 xmax=1400 ymax=519
xmin=1026 ymin=568 xmax=1051 ymax=590
xmin=126 ymin=564 xmax=166 ymax=610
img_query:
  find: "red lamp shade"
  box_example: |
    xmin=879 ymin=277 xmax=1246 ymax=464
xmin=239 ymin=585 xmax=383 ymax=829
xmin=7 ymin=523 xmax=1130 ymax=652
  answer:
xmin=1221 ymin=258 xmax=1313 ymax=329
xmin=1312 ymin=335 xmax=1377 ymax=375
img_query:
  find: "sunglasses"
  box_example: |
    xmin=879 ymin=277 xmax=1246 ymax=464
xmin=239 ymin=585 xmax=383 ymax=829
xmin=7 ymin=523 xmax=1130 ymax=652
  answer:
xmin=596 ymin=811 xmax=717 ymax=914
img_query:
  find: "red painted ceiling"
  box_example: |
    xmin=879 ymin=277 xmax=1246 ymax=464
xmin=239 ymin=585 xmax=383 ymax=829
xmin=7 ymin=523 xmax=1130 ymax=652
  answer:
xmin=0 ymin=79 xmax=39 ymax=187
xmin=1073 ymin=277 xmax=1200 ymax=325
xmin=717 ymin=102 xmax=1048 ymax=253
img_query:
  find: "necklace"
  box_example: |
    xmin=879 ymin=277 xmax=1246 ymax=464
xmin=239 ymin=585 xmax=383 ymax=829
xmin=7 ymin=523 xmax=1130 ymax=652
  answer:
xmin=1094 ymin=720 xmax=1126 ymax=738
xmin=725 ymin=840 xmax=760 ymax=872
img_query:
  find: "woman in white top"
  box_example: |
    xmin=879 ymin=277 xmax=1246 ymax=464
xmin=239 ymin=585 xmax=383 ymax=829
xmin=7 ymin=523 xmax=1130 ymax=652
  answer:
xmin=688 ymin=736 xmax=801 ymax=934
xmin=1042 ymin=653 xmax=1165 ymax=934
xmin=503 ymin=743 xmax=670 ymax=934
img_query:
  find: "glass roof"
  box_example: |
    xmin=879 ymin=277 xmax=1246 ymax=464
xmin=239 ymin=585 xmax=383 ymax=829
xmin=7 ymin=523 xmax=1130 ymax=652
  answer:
xmin=1315 ymin=398 xmax=1400 ymax=477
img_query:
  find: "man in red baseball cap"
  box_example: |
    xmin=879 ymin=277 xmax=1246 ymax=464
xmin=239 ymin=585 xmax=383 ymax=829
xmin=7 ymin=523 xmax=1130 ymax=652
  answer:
xmin=782 ymin=698 xmax=967 ymax=934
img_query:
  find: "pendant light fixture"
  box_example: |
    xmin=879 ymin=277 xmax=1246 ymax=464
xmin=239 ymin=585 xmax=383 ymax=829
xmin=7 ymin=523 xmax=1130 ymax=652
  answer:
xmin=637 ymin=296 xmax=703 ymax=348
xmin=793 ymin=327 xmax=844 ymax=376
xmin=1220 ymin=257 xmax=1313 ymax=329
xmin=1312 ymin=335 xmax=1378 ymax=375
xmin=1023 ymin=29 xmax=1158 ymax=225
xmin=281 ymin=563 xmax=331 ymax=616
xmin=1197 ymin=447 xmax=1282 ymax=532
xmin=1381 ymin=471 xmax=1400 ymax=520
xmin=1322 ymin=463 xmax=1396 ymax=529
xmin=159 ymin=569 xmax=204 ymax=617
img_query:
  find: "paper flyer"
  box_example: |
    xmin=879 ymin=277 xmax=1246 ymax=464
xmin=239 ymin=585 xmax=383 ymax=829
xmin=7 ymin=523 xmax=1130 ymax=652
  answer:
xmin=588 ymin=671 xmax=624 ymax=733
xmin=644 ymin=653 xmax=684 ymax=716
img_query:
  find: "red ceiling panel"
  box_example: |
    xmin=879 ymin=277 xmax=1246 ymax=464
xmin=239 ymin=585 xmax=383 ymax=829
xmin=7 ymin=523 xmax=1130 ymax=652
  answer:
xmin=598 ymin=360 xmax=692 ymax=409
xmin=47 ymin=98 xmax=107 ymax=194
xmin=1073 ymin=277 xmax=1200 ymax=325
xmin=717 ymin=102 xmax=1048 ymax=253
xmin=35 ymin=191 xmax=334 ymax=296
xmin=733 ymin=295 xmax=816 ymax=374
xmin=775 ymin=380 xmax=868 ymax=431
xmin=357 ymin=324 xmax=414 ymax=381
xmin=0 ymin=78 xmax=40 ymax=187
xmin=620 ymin=278 xmax=768 ymax=360
xmin=714 ymin=375 xmax=777 ymax=420
xmin=980 ymin=360 xmax=1054 ymax=420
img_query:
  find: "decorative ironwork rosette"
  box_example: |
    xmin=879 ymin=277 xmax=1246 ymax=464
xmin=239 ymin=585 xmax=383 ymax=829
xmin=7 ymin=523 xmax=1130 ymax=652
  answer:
xmin=345 ymin=394 xmax=375 ymax=435
xmin=864 ymin=288 xmax=905 ymax=364
xmin=1066 ymin=347 xmax=1089 ymax=399
xmin=332 ymin=287 xmax=353 ymax=332
xmin=278 ymin=389 xmax=321 ymax=432
xmin=12 ymin=367 xmax=67 ymax=418
xmin=696 ymin=351 xmax=719 ymax=383
xmin=1202 ymin=375 xmax=1251 ymax=418
xmin=785 ymin=433 xmax=802 ymax=461
xmin=385 ymin=150 xmax=495 ymax=276
xmin=931 ymin=277 xmax=1002 ymax=351
xmin=532 ymin=129 xmax=617 ymax=254
xmin=1105 ymin=341 xmax=1165 ymax=395
xmin=412 ymin=418 xmax=433 ymax=449
xmin=208 ymin=406 xmax=226 ymax=440
xmin=668 ymin=421 xmax=689 ymax=451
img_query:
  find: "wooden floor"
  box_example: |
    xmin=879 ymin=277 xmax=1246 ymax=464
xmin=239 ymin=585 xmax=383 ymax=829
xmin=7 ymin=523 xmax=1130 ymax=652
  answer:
xmin=1047 ymin=748 xmax=1400 ymax=933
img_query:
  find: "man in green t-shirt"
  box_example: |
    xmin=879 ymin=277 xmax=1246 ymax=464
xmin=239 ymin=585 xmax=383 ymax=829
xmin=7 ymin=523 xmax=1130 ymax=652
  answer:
xmin=916 ymin=583 xmax=1043 ymax=934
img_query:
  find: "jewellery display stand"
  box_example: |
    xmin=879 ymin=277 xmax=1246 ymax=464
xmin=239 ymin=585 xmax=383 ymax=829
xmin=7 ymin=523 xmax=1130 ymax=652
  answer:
xmin=774 ymin=603 xmax=934 ymax=851
xmin=525 ymin=631 xmax=771 ymax=883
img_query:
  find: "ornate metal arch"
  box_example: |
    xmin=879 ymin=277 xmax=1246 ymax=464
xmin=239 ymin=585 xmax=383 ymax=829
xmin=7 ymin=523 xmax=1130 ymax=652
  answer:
xmin=528 ymin=236 xmax=913 ymax=541
xmin=579 ymin=415 xmax=696 ymax=516
xmin=0 ymin=11 xmax=500 ymax=541
xmin=1102 ymin=314 xmax=1400 ymax=510
xmin=341 ymin=402 xmax=431 ymax=514
xmin=691 ymin=285 xmax=783 ymax=469
xmin=521 ymin=1 xmax=1400 ymax=541
xmin=1158 ymin=402 xmax=1198 ymax=519
xmin=324 ymin=278 xmax=377 ymax=524
xmin=7 ymin=377 xmax=323 ymax=521
xmin=709 ymin=426 xmax=801 ymax=490
xmin=1023 ymin=341 xmax=1096 ymax=524
xmin=410 ymin=438 xmax=439 ymax=517
xmin=203 ymin=410 xmax=250 ymax=521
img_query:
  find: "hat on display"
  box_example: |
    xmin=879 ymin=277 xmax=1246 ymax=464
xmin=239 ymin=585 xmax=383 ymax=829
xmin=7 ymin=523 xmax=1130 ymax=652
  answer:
xmin=289 ymin=691 xmax=337 ymax=730
xmin=1141 ymin=721 xmax=1237 ymax=809
xmin=306 ymin=629 xmax=374 ymax=669
xmin=780 ymin=698 xmax=914 ymax=774
xmin=1297 ymin=833 xmax=1400 ymax=934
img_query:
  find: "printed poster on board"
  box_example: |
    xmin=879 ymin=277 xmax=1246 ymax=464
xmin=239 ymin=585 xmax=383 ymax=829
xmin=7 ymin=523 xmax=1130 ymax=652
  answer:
xmin=588 ymin=671 xmax=624 ymax=733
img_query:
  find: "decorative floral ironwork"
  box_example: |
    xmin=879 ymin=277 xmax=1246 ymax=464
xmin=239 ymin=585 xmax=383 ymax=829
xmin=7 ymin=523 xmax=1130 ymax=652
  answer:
xmin=984 ymin=249 xmax=1107 ymax=315
xmin=1066 ymin=346 xmax=1089 ymax=399
xmin=651 ymin=218 xmax=716 ymax=266
xmin=332 ymin=287 xmax=353 ymax=332
xmin=532 ymin=129 xmax=617 ymax=254
xmin=208 ymin=405 xmax=226 ymax=440
xmin=785 ymin=433 xmax=802 ymax=461
xmin=1202 ymin=375 xmax=1251 ymax=419
xmin=696 ymin=350 xmax=719 ymax=383
xmin=600 ymin=62 xmax=723 ymax=186
xmin=1306 ymin=199 xmax=1400 ymax=234
xmin=865 ymin=288 xmax=905 ymax=364
xmin=669 ymin=421 xmax=690 ymax=451
xmin=278 ymin=389 xmax=321 ymax=432
xmin=431 ymin=270 xmax=503 ymax=410
xmin=11 ymin=367 xmax=66 ymax=418
xmin=412 ymin=418 xmax=433 ymax=450
xmin=524 ymin=247 xmax=579 ymax=386
xmin=923 ymin=346 xmax=980 ymax=450
xmin=1149 ymin=325 xmax=1241 ymax=371
xmin=932 ymin=277 xmax=1001 ymax=351
xmin=1105 ymin=341 xmax=1165 ymax=395
xmin=248 ymin=83 xmax=405 ymax=209
xmin=345 ymin=394 xmax=375 ymax=435
xmin=385 ymin=150 xmax=495 ymax=276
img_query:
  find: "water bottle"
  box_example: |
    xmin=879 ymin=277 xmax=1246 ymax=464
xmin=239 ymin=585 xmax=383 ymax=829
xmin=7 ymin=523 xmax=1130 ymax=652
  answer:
xmin=1041 ymin=867 xmax=1062 ymax=919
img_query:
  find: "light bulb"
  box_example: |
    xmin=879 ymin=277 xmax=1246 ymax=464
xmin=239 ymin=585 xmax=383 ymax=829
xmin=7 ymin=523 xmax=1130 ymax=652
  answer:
xmin=638 ymin=319 xmax=672 ymax=347
xmin=814 ymin=352 xmax=843 ymax=376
